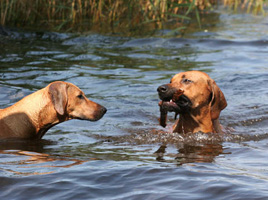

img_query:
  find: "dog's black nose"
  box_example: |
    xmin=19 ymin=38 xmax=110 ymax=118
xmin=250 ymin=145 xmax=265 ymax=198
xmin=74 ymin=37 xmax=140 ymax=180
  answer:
xmin=157 ymin=85 xmax=168 ymax=93
xmin=101 ymin=106 xmax=107 ymax=114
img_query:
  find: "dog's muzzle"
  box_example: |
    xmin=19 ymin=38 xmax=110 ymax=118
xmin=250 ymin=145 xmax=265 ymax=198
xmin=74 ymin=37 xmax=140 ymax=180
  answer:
xmin=157 ymin=84 xmax=192 ymax=113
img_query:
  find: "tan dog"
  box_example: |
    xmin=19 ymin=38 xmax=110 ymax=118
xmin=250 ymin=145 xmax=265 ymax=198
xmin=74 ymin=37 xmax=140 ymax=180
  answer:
xmin=157 ymin=71 xmax=227 ymax=134
xmin=0 ymin=81 xmax=107 ymax=139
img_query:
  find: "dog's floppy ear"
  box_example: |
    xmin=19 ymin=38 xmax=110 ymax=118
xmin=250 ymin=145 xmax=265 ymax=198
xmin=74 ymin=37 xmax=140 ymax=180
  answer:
xmin=208 ymin=79 xmax=227 ymax=120
xmin=48 ymin=82 xmax=68 ymax=115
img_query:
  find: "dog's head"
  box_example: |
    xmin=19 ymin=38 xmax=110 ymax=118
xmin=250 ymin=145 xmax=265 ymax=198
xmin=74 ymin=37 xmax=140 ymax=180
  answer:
xmin=157 ymin=71 xmax=227 ymax=120
xmin=48 ymin=81 xmax=106 ymax=121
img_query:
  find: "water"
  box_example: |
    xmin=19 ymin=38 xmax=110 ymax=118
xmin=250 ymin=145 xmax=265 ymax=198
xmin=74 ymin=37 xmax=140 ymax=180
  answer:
xmin=0 ymin=10 xmax=268 ymax=199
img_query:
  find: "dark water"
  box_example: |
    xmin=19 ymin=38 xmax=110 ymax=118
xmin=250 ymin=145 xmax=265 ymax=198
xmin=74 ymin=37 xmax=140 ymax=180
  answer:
xmin=0 ymin=11 xmax=268 ymax=199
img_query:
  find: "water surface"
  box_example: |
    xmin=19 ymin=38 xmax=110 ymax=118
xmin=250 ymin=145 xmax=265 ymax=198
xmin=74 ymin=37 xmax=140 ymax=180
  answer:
xmin=0 ymin=11 xmax=268 ymax=199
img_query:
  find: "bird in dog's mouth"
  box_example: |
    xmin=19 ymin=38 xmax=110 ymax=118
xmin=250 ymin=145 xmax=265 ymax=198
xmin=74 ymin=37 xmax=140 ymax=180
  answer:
xmin=158 ymin=88 xmax=192 ymax=127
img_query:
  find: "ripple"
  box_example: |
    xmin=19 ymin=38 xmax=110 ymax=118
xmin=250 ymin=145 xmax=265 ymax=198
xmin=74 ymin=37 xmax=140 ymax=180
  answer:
xmin=70 ymin=54 xmax=106 ymax=61
xmin=1 ymin=13 xmax=268 ymax=200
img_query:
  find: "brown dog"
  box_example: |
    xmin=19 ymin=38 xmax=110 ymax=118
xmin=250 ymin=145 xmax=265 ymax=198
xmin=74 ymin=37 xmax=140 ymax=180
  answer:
xmin=157 ymin=71 xmax=227 ymax=134
xmin=0 ymin=81 xmax=107 ymax=139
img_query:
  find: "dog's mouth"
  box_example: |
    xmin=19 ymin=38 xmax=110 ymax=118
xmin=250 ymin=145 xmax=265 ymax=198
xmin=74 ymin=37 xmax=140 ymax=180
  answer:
xmin=158 ymin=90 xmax=192 ymax=127
xmin=69 ymin=105 xmax=107 ymax=121
xmin=159 ymin=95 xmax=192 ymax=112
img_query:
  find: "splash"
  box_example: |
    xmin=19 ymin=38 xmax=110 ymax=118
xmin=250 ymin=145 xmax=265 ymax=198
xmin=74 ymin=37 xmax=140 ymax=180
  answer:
xmin=93 ymin=129 xmax=268 ymax=145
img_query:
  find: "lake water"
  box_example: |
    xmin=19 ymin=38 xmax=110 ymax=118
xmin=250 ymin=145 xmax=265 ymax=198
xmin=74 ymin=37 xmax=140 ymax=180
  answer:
xmin=0 ymin=10 xmax=268 ymax=199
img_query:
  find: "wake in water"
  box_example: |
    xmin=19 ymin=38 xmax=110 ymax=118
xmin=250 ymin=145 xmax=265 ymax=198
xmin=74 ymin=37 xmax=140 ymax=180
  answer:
xmin=93 ymin=128 xmax=268 ymax=145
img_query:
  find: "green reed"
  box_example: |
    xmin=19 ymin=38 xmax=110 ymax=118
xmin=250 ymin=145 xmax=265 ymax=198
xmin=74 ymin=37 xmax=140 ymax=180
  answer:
xmin=0 ymin=0 xmax=266 ymax=33
xmin=0 ymin=0 xmax=212 ymax=32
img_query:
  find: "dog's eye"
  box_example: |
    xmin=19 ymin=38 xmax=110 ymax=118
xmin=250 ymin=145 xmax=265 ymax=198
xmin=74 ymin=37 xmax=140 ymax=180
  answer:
xmin=77 ymin=94 xmax=84 ymax=99
xmin=182 ymin=78 xmax=193 ymax=84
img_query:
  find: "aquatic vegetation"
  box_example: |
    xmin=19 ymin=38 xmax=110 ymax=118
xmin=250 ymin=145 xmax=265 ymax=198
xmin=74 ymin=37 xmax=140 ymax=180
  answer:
xmin=0 ymin=0 xmax=266 ymax=33
xmin=0 ymin=0 xmax=212 ymax=33
xmin=224 ymin=0 xmax=267 ymax=15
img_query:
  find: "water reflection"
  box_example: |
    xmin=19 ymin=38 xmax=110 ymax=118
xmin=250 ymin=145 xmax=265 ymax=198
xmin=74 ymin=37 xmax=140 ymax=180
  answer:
xmin=0 ymin=12 xmax=268 ymax=199
xmin=0 ymin=138 xmax=54 ymax=151
xmin=0 ymin=151 xmax=86 ymax=176
xmin=155 ymin=143 xmax=225 ymax=165
xmin=92 ymin=130 xmax=229 ymax=165
xmin=0 ymin=140 xmax=86 ymax=176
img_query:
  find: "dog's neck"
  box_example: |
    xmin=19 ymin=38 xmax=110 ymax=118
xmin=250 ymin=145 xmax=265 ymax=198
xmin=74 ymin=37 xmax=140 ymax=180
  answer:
xmin=0 ymin=88 xmax=67 ymax=139
xmin=173 ymin=107 xmax=215 ymax=134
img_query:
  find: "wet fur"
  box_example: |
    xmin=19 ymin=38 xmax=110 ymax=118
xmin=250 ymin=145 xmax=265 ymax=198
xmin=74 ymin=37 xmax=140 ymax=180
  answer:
xmin=158 ymin=71 xmax=227 ymax=134
xmin=0 ymin=81 xmax=106 ymax=139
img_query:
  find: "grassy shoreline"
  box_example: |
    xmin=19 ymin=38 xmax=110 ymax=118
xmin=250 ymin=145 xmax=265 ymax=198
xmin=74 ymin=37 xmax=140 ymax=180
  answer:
xmin=0 ymin=0 xmax=267 ymax=34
